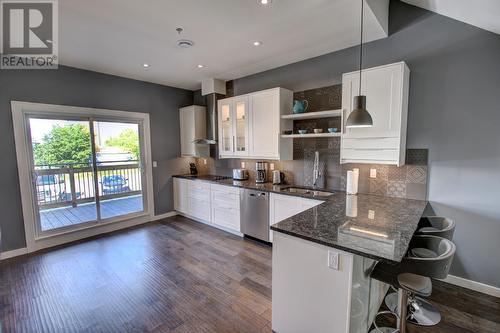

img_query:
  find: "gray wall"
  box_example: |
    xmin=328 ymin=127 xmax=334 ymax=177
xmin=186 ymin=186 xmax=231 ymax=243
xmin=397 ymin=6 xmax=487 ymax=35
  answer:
xmin=229 ymin=1 xmax=500 ymax=287
xmin=0 ymin=66 xmax=193 ymax=252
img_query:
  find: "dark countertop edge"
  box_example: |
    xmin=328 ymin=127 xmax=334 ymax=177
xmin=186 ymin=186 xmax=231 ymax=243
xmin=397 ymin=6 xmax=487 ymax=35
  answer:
xmin=270 ymin=225 xmax=400 ymax=265
xmin=172 ymin=174 xmax=330 ymax=201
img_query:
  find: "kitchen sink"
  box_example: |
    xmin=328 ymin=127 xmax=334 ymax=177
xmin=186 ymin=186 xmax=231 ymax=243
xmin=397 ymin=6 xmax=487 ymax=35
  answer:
xmin=280 ymin=187 xmax=334 ymax=198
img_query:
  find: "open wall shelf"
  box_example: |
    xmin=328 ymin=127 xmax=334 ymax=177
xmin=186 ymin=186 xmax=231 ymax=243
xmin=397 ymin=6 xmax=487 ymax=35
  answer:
xmin=281 ymin=132 xmax=341 ymax=139
xmin=281 ymin=109 xmax=342 ymax=120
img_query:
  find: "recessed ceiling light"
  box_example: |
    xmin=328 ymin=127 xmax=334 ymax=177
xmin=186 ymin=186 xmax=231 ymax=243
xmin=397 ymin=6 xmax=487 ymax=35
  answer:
xmin=197 ymin=64 xmax=204 ymax=68
xmin=142 ymin=63 xmax=149 ymax=68
xmin=253 ymin=41 xmax=263 ymax=46
xmin=259 ymin=0 xmax=272 ymax=4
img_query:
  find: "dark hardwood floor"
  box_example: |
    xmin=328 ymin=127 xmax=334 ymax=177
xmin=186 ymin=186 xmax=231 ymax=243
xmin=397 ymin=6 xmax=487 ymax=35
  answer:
xmin=1 ymin=215 xmax=498 ymax=333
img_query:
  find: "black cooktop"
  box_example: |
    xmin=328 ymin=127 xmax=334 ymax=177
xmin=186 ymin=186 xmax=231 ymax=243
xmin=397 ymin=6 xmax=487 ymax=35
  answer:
xmin=184 ymin=174 xmax=231 ymax=181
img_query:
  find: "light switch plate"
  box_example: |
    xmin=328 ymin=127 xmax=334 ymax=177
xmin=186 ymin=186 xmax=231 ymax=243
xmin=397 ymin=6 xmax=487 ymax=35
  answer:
xmin=152 ymin=161 xmax=158 ymax=168
xmin=328 ymin=251 xmax=339 ymax=270
xmin=370 ymin=169 xmax=377 ymax=178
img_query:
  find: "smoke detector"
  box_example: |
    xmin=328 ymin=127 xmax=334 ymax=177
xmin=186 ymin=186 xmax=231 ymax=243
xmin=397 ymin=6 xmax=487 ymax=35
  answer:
xmin=177 ymin=39 xmax=194 ymax=48
xmin=175 ymin=27 xmax=194 ymax=48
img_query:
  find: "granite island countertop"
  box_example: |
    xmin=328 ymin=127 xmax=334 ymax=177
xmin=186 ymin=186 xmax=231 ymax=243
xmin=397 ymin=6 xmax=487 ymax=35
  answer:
xmin=173 ymin=174 xmax=429 ymax=264
xmin=271 ymin=192 xmax=428 ymax=264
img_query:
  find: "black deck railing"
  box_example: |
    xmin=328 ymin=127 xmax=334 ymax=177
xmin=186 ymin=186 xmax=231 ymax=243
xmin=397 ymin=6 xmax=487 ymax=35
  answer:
xmin=34 ymin=161 xmax=142 ymax=209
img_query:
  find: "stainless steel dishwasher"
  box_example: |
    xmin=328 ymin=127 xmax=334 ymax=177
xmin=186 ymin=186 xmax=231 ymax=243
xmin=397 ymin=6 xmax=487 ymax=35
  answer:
xmin=240 ymin=188 xmax=269 ymax=242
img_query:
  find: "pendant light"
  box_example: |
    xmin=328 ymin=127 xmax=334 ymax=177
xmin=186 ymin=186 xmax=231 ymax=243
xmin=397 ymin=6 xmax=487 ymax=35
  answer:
xmin=346 ymin=0 xmax=373 ymax=128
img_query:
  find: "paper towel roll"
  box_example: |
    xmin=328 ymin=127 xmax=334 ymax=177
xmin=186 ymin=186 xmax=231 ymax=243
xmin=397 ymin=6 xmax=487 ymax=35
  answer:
xmin=346 ymin=171 xmax=355 ymax=194
xmin=352 ymin=168 xmax=359 ymax=194
xmin=346 ymin=195 xmax=358 ymax=217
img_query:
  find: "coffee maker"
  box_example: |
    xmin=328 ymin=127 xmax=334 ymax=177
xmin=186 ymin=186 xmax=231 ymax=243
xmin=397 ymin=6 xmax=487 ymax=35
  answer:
xmin=255 ymin=162 xmax=267 ymax=183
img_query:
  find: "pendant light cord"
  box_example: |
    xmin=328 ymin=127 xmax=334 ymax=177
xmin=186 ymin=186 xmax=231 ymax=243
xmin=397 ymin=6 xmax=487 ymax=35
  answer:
xmin=358 ymin=0 xmax=364 ymax=96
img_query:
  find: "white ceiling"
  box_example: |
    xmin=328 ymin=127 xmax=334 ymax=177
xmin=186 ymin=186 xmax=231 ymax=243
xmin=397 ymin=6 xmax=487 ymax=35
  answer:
xmin=58 ymin=0 xmax=388 ymax=90
xmin=402 ymin=0 xmax=500 ymax=35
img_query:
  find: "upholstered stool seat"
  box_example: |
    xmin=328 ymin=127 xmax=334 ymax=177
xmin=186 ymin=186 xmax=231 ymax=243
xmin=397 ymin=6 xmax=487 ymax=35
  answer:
xmin=416 ymin=216 xmax=455 ymax=240
xmin=409 ymin=247 xmax=438 ymax=258
xmin=397 ymin=273 xmax=432 ymax=297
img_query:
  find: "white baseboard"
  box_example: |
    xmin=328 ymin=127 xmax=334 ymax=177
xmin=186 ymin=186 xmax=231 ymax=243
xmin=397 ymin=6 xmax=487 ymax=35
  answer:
xmin=0 ymin=247 xmax=28 ymax=260
xmin=176 ymin=212 xmax=243 ymax=237
xmin=441 ymin=275 xmax=500 ymax=298
xmin=151 ymin=211 xmax=177 ymax=221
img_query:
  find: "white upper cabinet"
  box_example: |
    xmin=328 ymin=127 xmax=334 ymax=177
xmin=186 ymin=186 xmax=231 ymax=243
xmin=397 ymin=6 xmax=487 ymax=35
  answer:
xmin=341 ymin=62 xmax=410 ymax=166
xmin=179 ymin=105 xmax=208 ymax=157
xmin=218 ymin=88 xmax=293 ymax=160
xmin=218 ymin=99 xmax=234 ymax=157
xmin=218 ymin=96 xmax=250 ymax=157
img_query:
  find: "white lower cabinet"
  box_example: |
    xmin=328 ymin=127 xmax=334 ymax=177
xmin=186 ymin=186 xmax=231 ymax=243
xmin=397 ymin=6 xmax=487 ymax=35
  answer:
xmin=210 ymin=184 xmax=240 ymax=233
xmin=174 ymin=179 xmax=323 ymax=240
xmin=187 ymin=181 xmax=211 ymax=221
xmin=269 ymin=193 xmax=322 ymax=242
xmin=173 ymin=178 xmax=241 ymax=234
xmin=173 ymin=178 xmax=188 ymax=214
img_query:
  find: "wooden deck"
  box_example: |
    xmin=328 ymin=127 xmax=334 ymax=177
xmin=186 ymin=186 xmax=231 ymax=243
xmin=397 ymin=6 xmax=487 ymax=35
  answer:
xmin=40 ymin=195 xmax=143 ymax=231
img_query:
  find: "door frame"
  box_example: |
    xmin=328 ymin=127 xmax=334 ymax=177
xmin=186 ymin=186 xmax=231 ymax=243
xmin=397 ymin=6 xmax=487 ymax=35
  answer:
xmin=11 ymin=101 xmax=155 ymax=253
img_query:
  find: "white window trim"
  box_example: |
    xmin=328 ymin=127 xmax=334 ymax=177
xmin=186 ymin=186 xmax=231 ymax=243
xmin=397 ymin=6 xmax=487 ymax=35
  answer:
xmin=11 ymin=101 xmax=155 ymax=253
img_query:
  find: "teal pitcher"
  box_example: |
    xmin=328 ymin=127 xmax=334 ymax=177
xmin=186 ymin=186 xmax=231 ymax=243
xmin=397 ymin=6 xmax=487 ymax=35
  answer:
xmin=293 ymin=100 xmax=309 ymax=114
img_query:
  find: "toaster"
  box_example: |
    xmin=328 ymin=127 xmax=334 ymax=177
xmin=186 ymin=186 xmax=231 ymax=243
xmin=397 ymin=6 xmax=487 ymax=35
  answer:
xmin=232 ymin=169 xmax=249 ymax=180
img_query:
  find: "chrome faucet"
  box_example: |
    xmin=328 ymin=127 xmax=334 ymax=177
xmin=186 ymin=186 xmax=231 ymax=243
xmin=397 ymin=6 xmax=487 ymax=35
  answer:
xmin=313 ymin=151 xmax=320 ymax=188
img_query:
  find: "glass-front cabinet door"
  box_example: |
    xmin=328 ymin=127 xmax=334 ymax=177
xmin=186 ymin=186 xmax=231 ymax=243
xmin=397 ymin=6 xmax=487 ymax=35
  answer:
xmin=233 ymin=96 xmax=249 ymax=156
xmin=218 ymin=100 xmax=233 ymax=157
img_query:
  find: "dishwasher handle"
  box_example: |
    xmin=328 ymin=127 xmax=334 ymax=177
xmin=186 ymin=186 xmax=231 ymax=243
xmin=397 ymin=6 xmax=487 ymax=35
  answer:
xmin=249 ymin=192 xmax=267 ymax=197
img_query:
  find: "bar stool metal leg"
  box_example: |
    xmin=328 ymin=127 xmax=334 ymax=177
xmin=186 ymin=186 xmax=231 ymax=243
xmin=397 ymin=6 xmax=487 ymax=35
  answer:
xmin=397 ymin=288 xmax=409 ymax=333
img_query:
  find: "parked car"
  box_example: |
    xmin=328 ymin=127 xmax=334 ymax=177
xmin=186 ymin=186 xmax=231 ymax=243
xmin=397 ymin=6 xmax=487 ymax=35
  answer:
xmin=36 ymin=174 xmax=64 ymax=203
xmin=36 ymin=174 xmax=82 ymax=204
xmin=100 ymin=175 xmax=131 ymax=195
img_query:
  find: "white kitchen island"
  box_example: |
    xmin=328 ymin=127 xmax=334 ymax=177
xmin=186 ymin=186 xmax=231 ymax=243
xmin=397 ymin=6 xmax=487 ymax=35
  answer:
xmin=271 ymin=193 xmax=429 ymax=333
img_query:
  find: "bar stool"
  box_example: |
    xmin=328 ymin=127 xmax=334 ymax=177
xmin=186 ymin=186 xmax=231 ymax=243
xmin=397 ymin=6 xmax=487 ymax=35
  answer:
xmin=415 ymin=216 xmax=455 ymax=240
xmin=385 ymin=216 xmax=456 ymax=325
xmin=370 ymin=235 xmax=456 ymax=333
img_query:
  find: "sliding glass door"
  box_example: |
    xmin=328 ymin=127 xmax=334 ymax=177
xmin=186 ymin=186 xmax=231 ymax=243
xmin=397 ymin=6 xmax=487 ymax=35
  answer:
xmin=28 ymin=117 xmax=97 ymax=232
xmin=93 ymin=120 xmax=144 ymax=220
xmin=26 ymin=115 xmax=147 ymax=236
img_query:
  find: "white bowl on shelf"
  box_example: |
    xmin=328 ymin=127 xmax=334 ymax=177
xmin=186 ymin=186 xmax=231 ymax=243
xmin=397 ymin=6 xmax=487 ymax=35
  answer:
xmin=313 ymin=129 xmax=323 ymax=134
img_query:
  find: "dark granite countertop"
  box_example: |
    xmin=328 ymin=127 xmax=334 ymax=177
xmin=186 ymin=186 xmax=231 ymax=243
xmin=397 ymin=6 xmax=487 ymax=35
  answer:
xmin=271 ymin=192 xmax=428 ymax=264
xmin=173 ymin=174 xmax=428 ymax=264
xmin=173 ymin=174 xmax=330 ymax=200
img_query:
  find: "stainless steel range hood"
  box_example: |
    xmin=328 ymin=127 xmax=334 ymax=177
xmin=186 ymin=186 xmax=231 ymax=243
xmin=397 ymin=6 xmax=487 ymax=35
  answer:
xmin=193 ymin=79 xmax=226 ymax=145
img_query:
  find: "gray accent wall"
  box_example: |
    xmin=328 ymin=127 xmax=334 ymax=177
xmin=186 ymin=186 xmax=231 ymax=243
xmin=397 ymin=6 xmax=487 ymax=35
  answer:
xmin=0 ymin=66 xmax=193 ymax=252
xmin=228 ymin=1 xmax=500 ymax=287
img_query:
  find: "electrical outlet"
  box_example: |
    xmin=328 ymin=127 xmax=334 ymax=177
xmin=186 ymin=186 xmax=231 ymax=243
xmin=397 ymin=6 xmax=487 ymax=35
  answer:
xmin=152 ymin=161 xmax=158 ymax=168
xmin=370 ymin=168 xmax=377 ymax=178
xmin=241 ymin=161 xmax=246 ymax=169
xmin=328 ymin=251 xmax=339 ymax=270
xmin=269 ymin=163 xmax=275 ymax=171
xmin=203 ymin=158 xmax=207 ymax=165
xmin=368 ymin=210 xmax=375 ymax=219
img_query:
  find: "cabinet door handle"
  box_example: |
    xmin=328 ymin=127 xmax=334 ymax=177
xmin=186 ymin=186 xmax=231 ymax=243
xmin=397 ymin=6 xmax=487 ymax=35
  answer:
xmin=352 ymin=148 xmax=397 ymax=151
